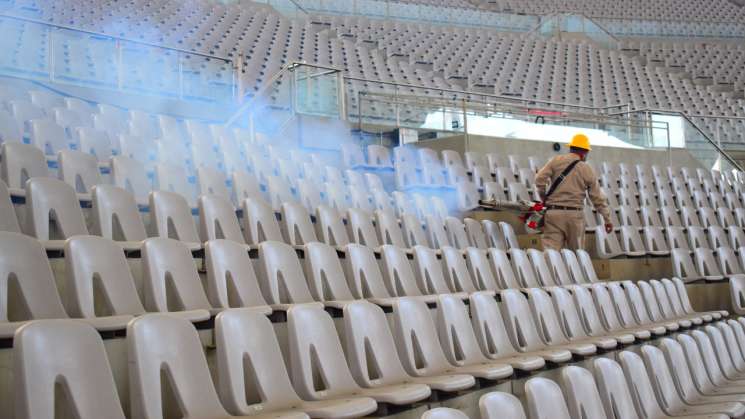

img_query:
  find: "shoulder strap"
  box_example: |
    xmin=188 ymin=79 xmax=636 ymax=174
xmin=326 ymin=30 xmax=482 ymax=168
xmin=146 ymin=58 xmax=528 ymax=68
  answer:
xmin=545 ymin=159 xmax=581 ymax=199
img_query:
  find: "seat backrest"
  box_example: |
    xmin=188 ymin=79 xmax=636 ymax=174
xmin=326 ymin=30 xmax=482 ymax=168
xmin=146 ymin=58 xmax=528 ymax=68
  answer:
xmin=442 ymin=246 xmax=479 ymax=293
xmin=197 ymin=166 xmax=231 ymax=200
xmin=14 ymin=320 xmax=127 ymax=419
xmin=617 ymin=351 xmax=667 ymax=419
xmin=128 ymin=314 xmax=232 ymax=419
xmin=488 ymin=248 xmax=521 ymax=289
xmin=561 ymin=249 xmax=587 ymax=284
xmin=25 ymin=177 xmax=88 ymax=240
xmin=204 ymin=239 xmax=269 ymax=310
xmin=500 ymin=289 xmax=551 ymax=352
xmin=479 ymin=392 xmax=527 ymax=419
xmin=526 ymin=288 xmax=572 ymax=345
xmin=214 ymin=308 xmax=303 ymax=415
xmin=110 ymin=156 xmax=150 ymax=205
xmin=436 ymin=294 xmax=498 ymax=367
xmin=64 ymin=235 xmax=145 ymax=317
xmin=425 ymin=215 xmax=451 ymax=249
xmin=0 ymin=232 xmax=68 ymax=321
xmin=58 ymin=149 xmax=101 ymax=193
xmin=30 ymin=119 xmax=68 ymax=155
xmin=549 ymin=286 xmax=591 ymax=340
xmin=606 ymin=282 xmax=641 ymax=327
xmin=589 ymin=284 xmax=625 ymax=332
xmin=77 ymin=127 xmax=112 ymax=162
xmin=591 ymin=357 xmax=642 ymax=419
xmin=242 ymin=194 xmax=284 ymax=244
xmin=287 ymin=304 xmax=364 ymax=399
xmin=621 ymin=281 xmax=655 ymax=323
xmin=347 ymin=208 xmax=380 ymax=247
xmin=576 ymin=249 xmax=599 ymax=282
xmin=376 ymin=209 xmax=407 ymax=247
xmin=342 ymin=243 xmax=393 ymax=299
xmin=658 ymin=338 xmax=704 ymax=405
xmin=509 ymin=249 xmax=540 ymax=288
xmin=198 ymin=194 xmax=244 ymax=243
xmin=232 ymin=171 xmax=262 ymax=203
xmin=303 ymin=241 xmax=355 ymax=302
xmin=343 ymin=300 xmax=415 ymax=387
xmin=464 ymin=248 xmax=501 ymax=290
xmin=281 ymin=202 xmax=317 ymax=246
xmin=401 ymin=213 xmax=429 ymax=248
xmin=0 ymin=179 xmax=20 ymax=233
xmin=500 ymin=221 xmax=520 ymax=249
xmin=676 ymin=332 xmax=724 ymax=392
xmin=524 ymin=377 xmax=572 ymax=419
xmin=1 ymin=143 xmax=49 ymax=191
xmin=464 ymin=218 xmax=488 ymax=249
xmin=412 ymin=245 xmax=456 ymax=295
xmin=149 ymin=190 xmax=200 ymax=243
xmin=445 ymin=216 xmax=470 ymax=249
xmin=380 ymin=244 xmax=426 ymax=297
xmin=258 ymin=241 xmax=316 ymax=305
xmin=391 ymin=297 xmax=457 ymax=377
xmin=560 ymin=366 xmax=608 ymax=419
xmin=141 ymin=237 xmax=212 ymax=312
xmin=315 ymin=205 xmax=349 ymax=246
xmin=527 ymin=249 xmax=556 ymax=286
xmin=90 ymin=185 xmax=147 ymax=241
xmin=639 ymin=344 xmax=688 ymax=412
xmin=469 ymin=292 xmax=523 ymax=360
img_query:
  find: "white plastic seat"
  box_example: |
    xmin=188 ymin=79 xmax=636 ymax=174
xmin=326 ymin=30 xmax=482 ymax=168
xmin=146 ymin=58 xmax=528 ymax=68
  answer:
xmin=0 ymin=232 xmax=132 ymax=337
xmin=694 ymin=247 xmax=726 ymax=281
xmin=650 ymin=279 xmax=702 ymax=325
xmin=604 ymin=283 xmax=665 ymax=337
xmin=367 ymin=145 xmax=393 ymax=168
xmin=128 ymin=314 xmax=266 ymax=419
xmin=149 ymin=190 xmax=201 ymax=246
xmin=560 ymin=249 xmax=587 ymax=284
xmin=342 ymin=243 xmax=400 ymax=305
xmin=203 ymin=240 xmax=271 ymax=314
xmin=641 ymin=344 xmax=745 ymax=417
xmin=258 ymin=241 xmax=319 ymax=309
xmin=154 ymin=163 xmax=195 ymax=207
xmin=288 ymin=303 xmax=425 ymax=406
xmin=524 ymin=378 xmax=572 ymax=419
xmin=444 ymin=216 xmax=470 ymax=249
xmin=267 ymin=175 xmax=296 ymax=210
xmin=64 ymin=235 xmax=147 ymax=319
xmin=30 ymin=119 xmax=68 ymax=155
xmin=677 ymin=333 xmax=745 ymax=401
xmin=199 ymin=194 xmax=244 ymax=243
xmin=589 ymin=283 xmax=652 ymax=340
xmin=499 ymin=221 xmax=519 ymax=249
xmin=527 ymin=249 xmax=558 ymax=286
xmin=215 ymin=307 xmax=366 ymax=419
xmin=592 ymin=357 xmax=649 ymax=419
xmin=380 ymin=245 xmax=436 ymax=300
xmin=560 ymin=366 xmax=609 ymax=419
xmin=25 ymin=177 xmax=88 ymax=243
xmin=421 ymin=408 xmax=468 ymax=419
xmin=347 ymin=208 xmax=380 ymax=247
xmin=488 ymin=248 xmax=522 ymax=289
xmin=303 ymin=241 xmax=357 ymax=307
xmin=376 ymin=209 xmax=407 ymax=248
xmin=456 ymin=181 xmax=480 ymax=211
xmin=463 ymin=248 xmax=502 ymax=291
xmin=316 ymin=205 xmax=350 ymax=247
xmin=57 ymin=149 xmax=101 ymax=196
xmin=110 ymin=156 xmax=151 ymax=205
xmin=481 ymin=220 xmax=507 ymax=250
xmin=77 ymin=127 xmax=112 ymax=162
xmin=463 ymin=218 xmax=488 ymax=249
xmin=672 ymin=248 xmax=703 ymax=282
xmin=439 ymin=246 xmax=478 ymax=293
xmin=232 ymin=171 xmax=262 ymax=204
xmin=1 ymin=142 xmax=49 ymax=194
xmin=483 ymin=181 xmax=507 ymax=202
xmin=623 ymin=281 xmax=680 ymax=332
xmin=549 ymin=287 xmax=619 ymax=349
xmin=281 ymin=202 xmax=317 ymax=246
xmin=141 ymin=237 xmax=213 ymax=319
xmin=343 ymin=300 xmax=474 ymax=393
xmin=642 ymin=226 xmax=670 ymax=255
xmin=508 ymin=248 xmax=541 ymax=288
xmin=425 ymin=215 xmax=451 ymax=249
xmin=594 ymin=225 xmax=624 ymax=259
xmin=90 ymin=185 xmax=146 ymax=243
xmin=197 ymin=166 xmax=231 ymax=200
xmin=13 ymin=320 xmax=127 ymax=419
xmin=242 ymin=195 xmax=284 ymax=245
xmin=526 ymin=288 xmax=598 ymax=356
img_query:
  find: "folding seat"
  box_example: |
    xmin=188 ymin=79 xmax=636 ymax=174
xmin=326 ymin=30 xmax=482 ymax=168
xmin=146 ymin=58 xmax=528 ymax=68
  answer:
xmin=495 ymin=167 xmax=516 ymax=190
xmin=650 ymin=279 xmax=703 ymax=326
xmin=462 ymin=218 xmax=487 ymax=249
xmin=677 ymin=333 xmax=745 ymax=400
xmin=375 ymin=209 xmax=406 ymax=248
xmin=341 ymin=143 xmax=365 ymax=168
xmin=507 ymin=182 xmax=535 ymax=202
xmin=303 ymin=241 xmax=362 ymax=307
xmin=13 ymin=320 xmax=127 ymax=419
xmin=499 ymin=221 xmax=519 ymax=249
xmin=295 ymin=178 xmax=324 ymax=213
xmin=637 ymin=280 xmax=691 ymax=328
xmin=390 ymin=296 xmax=511 ymax=381
xmin=0 ymin=180 xmax=20 ymax=233
xmin=674 ymin=188 xmax=696 ymax=210
xmin=473 ymin=165 xmax=493 ymax=189
xmin=680 ymin=206 xmax=703 ymax=228
xmin=258 ymin=241 xmax=320 ymax=309
xmin=448 ymin=164 xmax=469 ymax=185
xmin=699 ymin=207 xmax=721 ymax=229
xmin=129 ymin=314 xmax=275 ymax=419
xmin=594 ymin=226 xmax=624 ymax=259
xmin=408 ymin=245 xmax=462 ymax=297
xmin=483 ymin=181 xmax=507 ymax=202
xmin=640 ymin=206 xmax=662 ymax=227
xmin=25 ymin=177 xmax=88 ymax=243
xmin=279 ymin=202 xmax=317 ymax=246
xmin=639 ymin=188 xmax=659 ymax=208
xmin=665 ymin=226 xmax=689 ymax=250
xmin=1 ymin=142 xmax=49 ymax=194
xmin=201 ymin=240 xmax=271 ymax=313
xmin=506 ymin=248 xmax=539 ymax=288
xmin=77 ymin=127 xmax=113 ymax=162
xmin=395 ymin=164 xmax=420 ymax=190
xmin=441 ymin=149 xmax=464 ymax=170
xmin=154 ymin=164 xmax=193 ymax=206
xmin=412 ymin=194 xmax=433 ymax=219
xmin=230 ymin=171 xmax=261 ymax=204
xmin=591 ymin=358 xmax=646 ymax=419
xmin=623 ymin=281 xmax=680 ymax=332
xmin=728 ymin=226 xmax=745 ymax=248
xmin=548 ymin=287 xmax=618 ymax=349
xmin=479 ymin=220 xmax=504 ymax=250
xmin=242 ymin=195 xmax=284 ymax=245
xmin=198 ymin=194 xmax=244 ymax=244
xmin=197 ymin=166 xmax=231 ymax=201
xmin=29 ymin=119 xmax=69 ymax=155
xmin=736 ymin=208 xmax=745 ymax=228
xmin=440 ymin=246 xmax=480 ymax=294
xmin=588 ymin=283 xmax=651 ymax=340
xmin=392 ymin=191 xmax=416 ymax=217
xmin=0 ymin=232 xmax=133 ymax=337
xmin=641 ymin=344 xmax=745 ymax=417
xmin=688 ymin=226 xmax=711 ymax=249
xmin=149 ymin=190 xmax=201 ymax=246
xmin=641 ymin=226 xmax=670 ymax=256
xmin=725 ymin=192 xmax=742 ymax=210
xmin=576 ymin=249 xmax=600 ymax=283
xmin=341 ymin=243 xmax=401 ymax=305
xmin=694 ymin=328 xmax=745 ymax=386
xmin=110 ymin=156 xmax=151 ymax=205
xmin=527 ymin=249 xmax=558 ymax=286
xmin=421 ymin=408 xmax=468 ymax=419
xmin=524 ymin=288 xmax=598 ymax=356
xmin=605 ymin=282 xmax=667 ymax=336
xmin=707 ymin=226 xmax=730 ymax=249
xmin=693 ymin=189 xmax=713 ymax=208
xmin=277 ymin=159 xmax=303 ymax=190
xmin=560 ymin=366 xmax=611 ymax=419
xmin=524 ymin=378 xmax=572 ymax=419
xmin=267 ymin=176 xmax=296 ymax=210
xmin=0 ymin=110 xmax=22 ymax=144
xmin=424 ymin=215 xmax=450 ymax=249
xmin=718 ymin=207 xmax=737 ymax=228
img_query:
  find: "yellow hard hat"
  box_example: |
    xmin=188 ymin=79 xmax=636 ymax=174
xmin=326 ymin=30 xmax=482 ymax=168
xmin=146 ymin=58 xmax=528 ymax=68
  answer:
xmin=568 ymin=133 xmax=591 ymax=151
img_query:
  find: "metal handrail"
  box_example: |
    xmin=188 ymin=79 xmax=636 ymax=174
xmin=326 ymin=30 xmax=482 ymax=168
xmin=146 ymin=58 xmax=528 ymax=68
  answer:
xmin=0 ymin=13 xmax=233 ymax=62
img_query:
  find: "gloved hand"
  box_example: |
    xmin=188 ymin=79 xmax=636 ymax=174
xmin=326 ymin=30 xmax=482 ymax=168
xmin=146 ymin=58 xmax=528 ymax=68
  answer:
xmin=605 ymin=223 xmax=614 ymax=234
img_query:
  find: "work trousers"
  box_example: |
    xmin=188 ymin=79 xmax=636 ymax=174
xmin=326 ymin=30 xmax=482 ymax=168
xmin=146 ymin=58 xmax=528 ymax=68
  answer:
xmin=542 ymin=209 xmax=586 ymax=251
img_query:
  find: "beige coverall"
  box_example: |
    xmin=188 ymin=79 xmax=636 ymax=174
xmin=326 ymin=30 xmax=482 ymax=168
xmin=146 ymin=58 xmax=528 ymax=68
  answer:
xmin=534 ymin=153 xmax=611 ymax=251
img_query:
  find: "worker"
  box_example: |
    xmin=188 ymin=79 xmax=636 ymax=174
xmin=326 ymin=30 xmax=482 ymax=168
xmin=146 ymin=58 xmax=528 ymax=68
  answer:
xmin=535 ymin=133 xmax=613 ymax=250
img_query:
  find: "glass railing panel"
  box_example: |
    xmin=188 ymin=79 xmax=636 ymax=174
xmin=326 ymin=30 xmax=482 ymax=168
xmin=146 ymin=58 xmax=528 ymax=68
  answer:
xmin=0 ymin=17 xmax=49 ymax=79
xmin=180 ymin=54 xmax=235 ymax=102
xmin=51 ymin=27 xmax=117 ymax=88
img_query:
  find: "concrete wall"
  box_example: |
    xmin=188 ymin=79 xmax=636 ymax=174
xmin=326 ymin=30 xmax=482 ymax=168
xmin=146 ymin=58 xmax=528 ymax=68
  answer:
xmin=415 ymin=133 xmax=703 ymax=169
